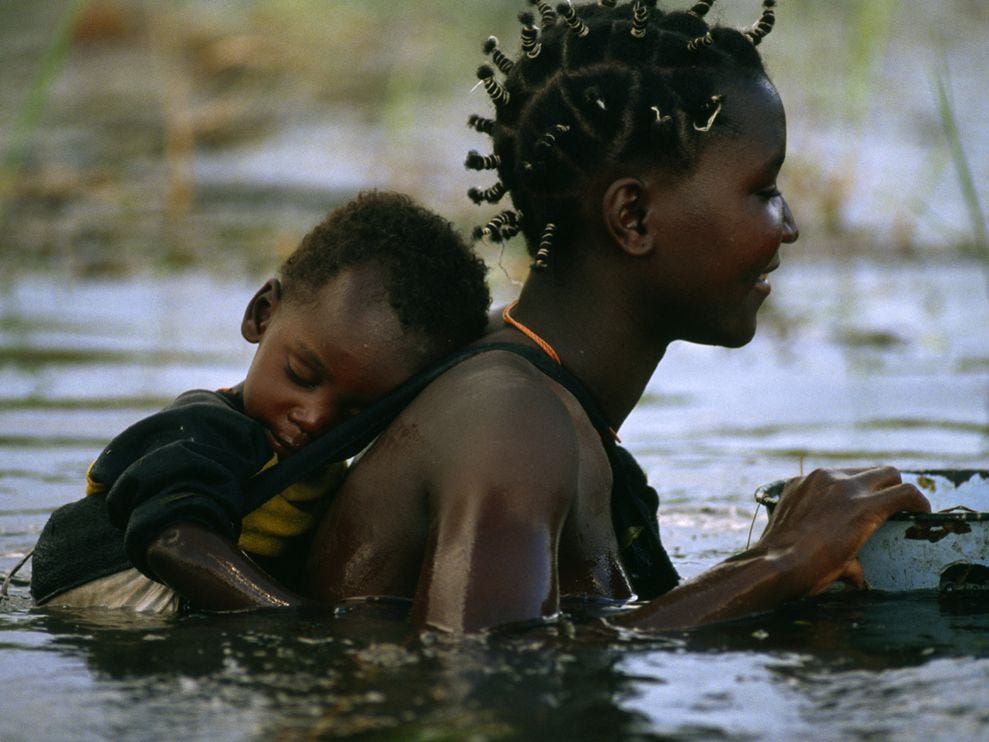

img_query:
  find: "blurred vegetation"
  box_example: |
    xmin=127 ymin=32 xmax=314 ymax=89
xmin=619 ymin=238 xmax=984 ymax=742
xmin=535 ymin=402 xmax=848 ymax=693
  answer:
xmin=0 ymin=0 xmax=986 ymax=279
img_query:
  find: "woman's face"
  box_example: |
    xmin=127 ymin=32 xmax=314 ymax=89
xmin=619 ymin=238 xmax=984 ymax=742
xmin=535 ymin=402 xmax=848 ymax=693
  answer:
xmin=638 ymin=75 xmax=799 ymax=348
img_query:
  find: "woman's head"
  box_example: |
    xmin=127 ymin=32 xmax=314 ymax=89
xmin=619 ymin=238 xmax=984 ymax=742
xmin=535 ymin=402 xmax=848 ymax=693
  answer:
xmin=466 ymin=0 xmax=784 ymax=271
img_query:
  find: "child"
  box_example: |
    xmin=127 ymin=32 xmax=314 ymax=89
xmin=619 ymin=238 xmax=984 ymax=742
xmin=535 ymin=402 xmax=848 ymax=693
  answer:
xmin=30 ymin=190 xmax=490 ymax=613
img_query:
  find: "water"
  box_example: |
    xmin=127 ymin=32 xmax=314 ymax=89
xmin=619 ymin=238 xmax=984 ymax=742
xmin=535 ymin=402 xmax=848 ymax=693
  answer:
xmin=1 ymin=258 xmax=987 ymax=740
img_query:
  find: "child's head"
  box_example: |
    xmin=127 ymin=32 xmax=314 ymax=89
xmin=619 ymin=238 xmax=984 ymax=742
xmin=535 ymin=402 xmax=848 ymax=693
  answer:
xmin=465 ymin=0 xmax=789 ymax=270
xmin=240 ymin=191 xmax=490 ymax=458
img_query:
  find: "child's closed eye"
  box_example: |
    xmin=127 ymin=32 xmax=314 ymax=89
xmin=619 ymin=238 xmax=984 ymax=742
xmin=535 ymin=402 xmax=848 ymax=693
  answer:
xmin=285 ymin=360 xmax=319 ymax=390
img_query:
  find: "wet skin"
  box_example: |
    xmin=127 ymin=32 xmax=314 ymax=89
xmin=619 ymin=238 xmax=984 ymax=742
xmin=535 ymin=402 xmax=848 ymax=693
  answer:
xmin=146 ymin=265 xmax=434 ymax=611
xmin=240 ymin=265 xmax=430 ymax=459
xmin=306 ymin=76 xmax=927 ymax=632
xmin=152 ymin=76 xmax=927 ymax=627
xmin=635 ymin=76 xmax=799 ymax=348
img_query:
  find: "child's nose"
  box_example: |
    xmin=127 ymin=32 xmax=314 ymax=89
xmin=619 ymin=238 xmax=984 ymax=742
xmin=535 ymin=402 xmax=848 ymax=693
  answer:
xmin=290 ymin=403 xmax=337 ymax=437
xmin=781 ymin=199 xmax=799 ymax=244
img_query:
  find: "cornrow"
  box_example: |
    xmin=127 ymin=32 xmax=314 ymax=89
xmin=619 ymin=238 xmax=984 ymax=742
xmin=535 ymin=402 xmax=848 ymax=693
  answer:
xmin=483 ymin=36 xmax=515 ymax=75
xmin=530 ymin=0 xmax=558 ymax=30
xmin=465 ymin=1 xmax=779 ymax=269
xmin=745 ymin=0 xmax=776 ymax=46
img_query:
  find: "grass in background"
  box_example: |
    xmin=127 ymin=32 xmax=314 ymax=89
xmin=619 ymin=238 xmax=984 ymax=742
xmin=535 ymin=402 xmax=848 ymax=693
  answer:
xmin=932 ymin=58 xmax=988 ymax=259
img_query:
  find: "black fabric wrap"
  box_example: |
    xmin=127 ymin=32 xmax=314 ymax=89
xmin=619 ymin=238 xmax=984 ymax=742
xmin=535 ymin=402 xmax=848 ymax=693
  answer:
xmin=95 ymin=389 xmax=272 ymax=576
xmin=30 ymin=492 xmax=130 ymax=603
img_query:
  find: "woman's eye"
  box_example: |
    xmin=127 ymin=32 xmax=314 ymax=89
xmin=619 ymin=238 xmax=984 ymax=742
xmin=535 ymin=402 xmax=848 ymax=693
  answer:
xmin=760 ymin=186 xmax=782 ymax=200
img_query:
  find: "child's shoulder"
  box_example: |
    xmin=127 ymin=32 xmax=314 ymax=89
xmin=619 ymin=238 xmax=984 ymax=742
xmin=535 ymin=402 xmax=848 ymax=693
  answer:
xmin=171 ymin=385 xmax=244 ymax=413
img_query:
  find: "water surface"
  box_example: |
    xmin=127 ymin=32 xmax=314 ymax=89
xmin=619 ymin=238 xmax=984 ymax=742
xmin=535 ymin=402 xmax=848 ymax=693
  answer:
xmin=1 ymin=259 xmax=987 ymax=740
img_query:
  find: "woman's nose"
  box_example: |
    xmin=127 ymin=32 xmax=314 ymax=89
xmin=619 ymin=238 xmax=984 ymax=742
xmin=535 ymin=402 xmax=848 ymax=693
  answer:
xmin=781 ymin=198 xmax=799 ymax=244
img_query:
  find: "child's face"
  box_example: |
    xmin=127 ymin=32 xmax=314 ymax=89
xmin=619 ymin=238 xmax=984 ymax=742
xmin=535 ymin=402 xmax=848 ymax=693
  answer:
xmin=240 ymin=265 xmax=429 ymax=459
xmin=639 ymin=75 xmax=799 ymax=348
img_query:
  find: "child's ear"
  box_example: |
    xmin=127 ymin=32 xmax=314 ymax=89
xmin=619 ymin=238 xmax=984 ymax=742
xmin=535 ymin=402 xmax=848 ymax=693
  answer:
xmin=241 ymin=278 xmax=282 ymax=343
xmin=602 ymin=177 xmax=654 ymax=257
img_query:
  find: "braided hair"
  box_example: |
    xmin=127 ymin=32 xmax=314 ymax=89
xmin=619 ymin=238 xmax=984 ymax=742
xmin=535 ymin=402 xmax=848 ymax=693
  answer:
xmin=465 ymin=0 xmax=778 ymax=271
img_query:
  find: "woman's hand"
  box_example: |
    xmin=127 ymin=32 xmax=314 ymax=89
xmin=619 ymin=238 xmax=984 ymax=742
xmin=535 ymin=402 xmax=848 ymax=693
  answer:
xmin=756 ymin=467 xmax=931 ymax=596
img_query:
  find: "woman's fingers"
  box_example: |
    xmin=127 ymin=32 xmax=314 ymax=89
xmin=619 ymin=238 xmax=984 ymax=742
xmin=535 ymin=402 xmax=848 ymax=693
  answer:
xmin=838 ymin=558 xmax=866 ymax=590
xmin=871 ymin=481 xmax=931 ymax=515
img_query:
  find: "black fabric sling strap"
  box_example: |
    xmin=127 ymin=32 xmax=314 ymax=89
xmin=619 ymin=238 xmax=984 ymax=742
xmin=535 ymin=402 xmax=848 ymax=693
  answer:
xmin=243 ymin=342 xmax=679 ymax=599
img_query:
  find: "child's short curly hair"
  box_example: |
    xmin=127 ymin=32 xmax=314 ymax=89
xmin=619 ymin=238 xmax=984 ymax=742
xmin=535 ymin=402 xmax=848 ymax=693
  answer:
xmin=280 ymin=191 xmax=490 ymax=353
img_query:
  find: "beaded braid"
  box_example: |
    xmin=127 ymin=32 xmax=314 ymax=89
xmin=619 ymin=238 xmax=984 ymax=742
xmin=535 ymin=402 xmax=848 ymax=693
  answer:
xmin=465 ymin=0 xmax=779 ymax=270
xmin=687 ymin=0 xmax=715 ymax=18
xmin=518 ymin=12 xmax=542 ymax=58
xmin=468 ymin=182 xmax=507 ymax=205
xmin=744 ymin=0 xmax=776 ymax=45
xmin=483 ymin=37 xmax=515 ymax=75
xmin=530 ymin=0 xmax=558 ymax=30
xmin=472 ymin=209 xmax=523 ymax=243
xmin=557 ymin=3 xmax=590 ymax=37
xmin=630 ymin=0 xmax=657 ymax=38
xmin=468 ymin=114 xmax=495 ymax=135
xmin=475 ymin=64 xmax=511 ymax=107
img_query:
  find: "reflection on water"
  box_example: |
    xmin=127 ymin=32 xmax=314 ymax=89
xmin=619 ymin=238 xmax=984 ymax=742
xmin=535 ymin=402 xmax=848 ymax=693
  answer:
xmin=1 ymin=259 xmax=988 ymax=740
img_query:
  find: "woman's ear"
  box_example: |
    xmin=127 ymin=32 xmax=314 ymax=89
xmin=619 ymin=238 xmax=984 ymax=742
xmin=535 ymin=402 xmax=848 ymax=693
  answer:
xmin=602 ymin=177 xmax=654 ymax=257
xmin=241 ymin=278 xmax=282 ymax=343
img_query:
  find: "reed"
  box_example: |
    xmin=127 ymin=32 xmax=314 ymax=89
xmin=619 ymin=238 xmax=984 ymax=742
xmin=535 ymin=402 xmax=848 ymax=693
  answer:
xmin=0 ymin=0 xmax=87 ymax=236
xmin=931 ymin=59 xmax=988 ymax=258
xmin=2 ymin=0 xmax=86 ymax=172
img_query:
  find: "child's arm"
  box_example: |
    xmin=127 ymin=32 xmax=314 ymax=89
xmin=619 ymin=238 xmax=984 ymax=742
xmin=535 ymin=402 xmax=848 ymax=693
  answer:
xmin=146 ymin=522 xmax=313 ymax=610
xmin=95 ymin=389 xmax=306 ymax=606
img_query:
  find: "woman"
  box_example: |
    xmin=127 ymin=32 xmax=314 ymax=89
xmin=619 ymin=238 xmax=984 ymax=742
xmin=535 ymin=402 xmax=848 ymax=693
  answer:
xmin=304 ymin=1 xmax=930 ymax=632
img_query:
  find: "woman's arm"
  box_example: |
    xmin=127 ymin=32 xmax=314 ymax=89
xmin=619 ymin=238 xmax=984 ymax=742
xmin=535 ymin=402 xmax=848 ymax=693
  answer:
xmin=611 ymin=467 xmax=930 ymax=632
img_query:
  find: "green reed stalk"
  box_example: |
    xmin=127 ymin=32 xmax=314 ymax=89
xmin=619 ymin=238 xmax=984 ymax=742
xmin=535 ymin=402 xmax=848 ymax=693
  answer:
xmin=2 ymin=0 xmax=87 ymax=173
xmin=932 ymin=63 xmax=988 ymax=257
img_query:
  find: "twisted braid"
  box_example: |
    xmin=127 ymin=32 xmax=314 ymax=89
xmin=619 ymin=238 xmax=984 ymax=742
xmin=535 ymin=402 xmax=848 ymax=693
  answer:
xmin=465 ymin=0 xmax=778 ymax=269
